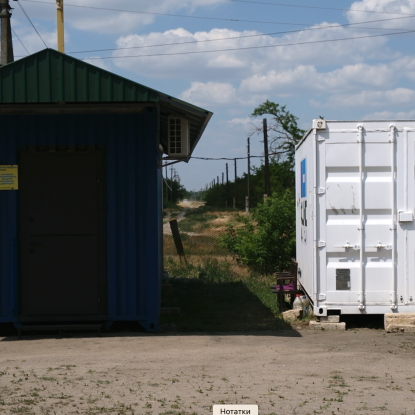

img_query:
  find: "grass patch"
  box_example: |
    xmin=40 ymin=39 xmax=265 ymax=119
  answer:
xmin=178 ymin=208 xmax=220 ymax=233
xmin=164 ymin=235 xmax=230 ymax=256
xmin=162 ymin=258 xmax=289 ymax=331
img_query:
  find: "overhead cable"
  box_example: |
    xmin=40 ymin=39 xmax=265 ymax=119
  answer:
xmin=11 ymin=27 xmax=30 ymax=55
xmin=228 ymin=0 xmax=415 ymax=17
xmin=20 ymin=0 xmax=415 ymax=27
xmin=85 ymin=29 xmax=415 ymax=60
xmin=68 ymin=14 xmax=415 ymax=55
xmin=16 ymin=0 xmax=48 ymax=48
xmin=164 ymin=152 xmax=284 ymax=161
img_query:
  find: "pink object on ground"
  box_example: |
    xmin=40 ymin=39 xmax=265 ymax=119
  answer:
xmin=275 ymin=282 xmax=294 ymax=291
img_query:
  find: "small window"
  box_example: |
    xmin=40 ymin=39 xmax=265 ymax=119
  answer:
xmin=336 ymin=269 xmax=351 ymax=291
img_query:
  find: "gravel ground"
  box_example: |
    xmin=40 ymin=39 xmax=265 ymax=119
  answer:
xmin=0 ymin=328 xmax=415 ymax=414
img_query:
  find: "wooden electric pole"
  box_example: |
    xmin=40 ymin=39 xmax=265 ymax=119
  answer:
xmin=56 ymin=0 xmax=65 ymax=53
xmin=0 ymin=0 xmax=14 ymax=66
xmin=246 ymin=136 xmax=251 ymax=213
xmin=226 ymin=163 xmax=229 ymax=204
xmin=263 ymin=118 xmax=271 ymax=197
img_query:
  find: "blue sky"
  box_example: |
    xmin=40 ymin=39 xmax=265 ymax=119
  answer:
xmin=10 ymin=0 xmax=415 ymax=191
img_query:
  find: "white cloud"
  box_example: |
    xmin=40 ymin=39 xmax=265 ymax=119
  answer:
xmin=180 ymin=82 xmax=239 ymax=107
xmin=111 ymin=25 xmax=389 ymax=81
xmin=179 ymin=54 xmax=415 ymax=109
xmin=311 ymin=88 xmax=415 ymax=108
xmin=347 ymin=0 xmax=415 ymax=29
xmin=363 ymin=109 xmax=415 ymax=119
xmin=240 ymin=57 xmax=415 ymax=96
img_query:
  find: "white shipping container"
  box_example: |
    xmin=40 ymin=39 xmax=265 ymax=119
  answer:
xmin=295 ymin=120 xmax=415 ymax=317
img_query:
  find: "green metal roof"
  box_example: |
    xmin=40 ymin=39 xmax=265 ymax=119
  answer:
xmin=0 ymin=49 xmax=162 ymax=103
xmin=0 ymin=49 xmax=212 ymax=155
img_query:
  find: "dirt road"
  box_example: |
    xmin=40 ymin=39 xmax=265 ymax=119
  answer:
xmin=1 ymin=329 xmax=415 ymax=414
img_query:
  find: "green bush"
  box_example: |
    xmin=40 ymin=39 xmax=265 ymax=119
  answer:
xmin=220 ymin=190 xmax=295 ymax=273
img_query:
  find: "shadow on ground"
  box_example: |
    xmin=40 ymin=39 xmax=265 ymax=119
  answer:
xmin=161 ymin=277 xmax=292 ymax=332
xmin=0 ymin=275 xmax=298 ymax=340
xmin=341 ymin=314 xmax=384 ymax=330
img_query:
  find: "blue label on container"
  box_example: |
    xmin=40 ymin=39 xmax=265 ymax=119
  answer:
xmin=301 ymin=158 xmax=306 ymax=198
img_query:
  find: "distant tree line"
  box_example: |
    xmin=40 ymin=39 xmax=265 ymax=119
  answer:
xmin=201 ymin=160 xmax=294 ymax=209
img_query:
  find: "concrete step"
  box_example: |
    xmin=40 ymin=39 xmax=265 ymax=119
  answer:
xmin=309 ymin=321 xmax=346 ymax=331
xmin=319 ymin=315 xmax=340 ymax=323
xmin=385 ymin=313 xmax=415 ymax=333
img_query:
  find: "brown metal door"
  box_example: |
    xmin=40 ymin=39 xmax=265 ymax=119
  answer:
xmin=19 ymin=150 xmax=106 ymax=317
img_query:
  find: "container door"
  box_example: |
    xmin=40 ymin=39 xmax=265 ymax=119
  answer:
xmin=318 ymin=127 xmax=394 ymax=308
xmin=20 ymin=150 xmax=106 ymax=317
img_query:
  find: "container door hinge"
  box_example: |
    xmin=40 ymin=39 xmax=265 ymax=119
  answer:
xmin=315 ymin=135 xmax=325 ymax=142
xmin=390 ymin=292 xmax=398 ymax=310
xmin=317 ymin=240 xmax=326 ymax=248
xmin=315 ymin=187 xmax=326 ymax=195
xmin=318 ymin=293 xmax=326 ymax=301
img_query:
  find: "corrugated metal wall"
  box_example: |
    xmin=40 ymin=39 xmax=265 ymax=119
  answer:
xmin=0 ymin=112 xmax=161 ymax=330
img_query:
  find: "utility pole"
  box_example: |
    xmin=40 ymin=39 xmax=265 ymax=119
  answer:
xmin=170 ymin=168 xmax=174 ymax=202
xmin=263 ymin=118 xmax=271 ymax=197
xmin=0 ymin=0 xmax=14 ymax=66
xmin=234 ymin=158 xmax=237 ymax=209
xmin=165 ymin=164 xmax=168 ymax=203
xmin=246 ymin=136 xmax=251 ymax=213
xmin=56 ymin=0 xmax=65 ymax=53
xmin=226 ymin=163 xmax=229 ymax=205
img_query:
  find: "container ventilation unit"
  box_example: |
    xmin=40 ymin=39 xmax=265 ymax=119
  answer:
xmin=168 ymin=117 xmax=190 ymax=157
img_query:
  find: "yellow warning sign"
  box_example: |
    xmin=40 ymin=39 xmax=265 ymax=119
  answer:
xmin=0 ymin=165 xmax=18 ymax=190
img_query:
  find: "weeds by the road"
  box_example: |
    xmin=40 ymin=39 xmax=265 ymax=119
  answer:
xmin=163 ymin=204 xmax=289 ymax=331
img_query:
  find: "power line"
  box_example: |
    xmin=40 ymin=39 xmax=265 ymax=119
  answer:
xmin=85 ymin=29 xmax=415 ymax=60
xmin=20 ymin=0 xmax=415 ymax=28
xmin=163 ymin=152 xmax=284 ymax=161
xmin=68 ymin=14 xmax=415 ymax=55
xmin=11 ymin=27 xmax=30 ymax=55
xmin=17 ymin=0 xmax=344 ymax=26
xmin=16 ymin=0 xmax=48 ymax=48
xmin=228 ymin=0 xmax=415 ymax=17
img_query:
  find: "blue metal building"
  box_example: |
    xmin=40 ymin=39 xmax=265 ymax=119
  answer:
xmin=0 ymin=49 xmax=212 ymax=331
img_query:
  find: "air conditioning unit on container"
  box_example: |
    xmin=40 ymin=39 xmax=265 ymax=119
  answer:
xmin=168 ymin=117 xmax=190 ymax=157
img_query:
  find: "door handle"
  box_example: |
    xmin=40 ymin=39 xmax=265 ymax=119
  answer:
xmin=334 ymin=241 xmax=360 ymax=250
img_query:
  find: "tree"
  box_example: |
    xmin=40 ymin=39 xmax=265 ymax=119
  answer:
xmin=164 ymin=178 xmax=187 ymax=203
xmin=220 ymin=191 xmax=296 ymax=273
xmin=251 ymin=100 xmax=305 ymax=166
